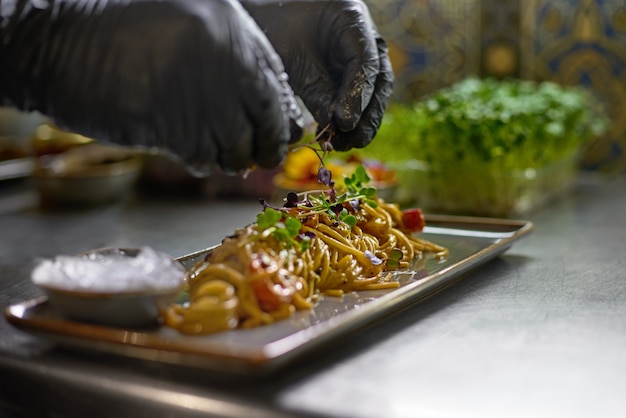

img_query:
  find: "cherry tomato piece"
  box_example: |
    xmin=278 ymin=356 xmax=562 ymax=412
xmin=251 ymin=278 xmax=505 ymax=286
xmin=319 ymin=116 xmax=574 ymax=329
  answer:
xmin=401 ymin=208 xmax=426 ymax=233
xmin=251 ymin=279 xmax=292 ymax=312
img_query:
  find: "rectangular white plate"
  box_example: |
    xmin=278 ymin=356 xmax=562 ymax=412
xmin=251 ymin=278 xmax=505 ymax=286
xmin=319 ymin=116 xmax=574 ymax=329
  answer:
xmin=6 ymin=214 xmax=533 ymax=376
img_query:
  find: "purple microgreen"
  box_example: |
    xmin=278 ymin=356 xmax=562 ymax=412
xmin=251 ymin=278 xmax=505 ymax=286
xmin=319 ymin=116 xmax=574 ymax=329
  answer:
xmin=327 ymin=182 xmax=337 ymax=202
xmin=283 ymin=192 xmax=300 ymax=208
xmin=320 ymin=140 xmax=334 ymax=152
xmin=317 ymin=166 xmax=332 ymax=186
xmin=331 ymin=203 xmax=344 ymax=216
xmin=286 ymin=192 xmax=299 ymax=204
xmin=364 ymin=250 xmax=384 ymax=266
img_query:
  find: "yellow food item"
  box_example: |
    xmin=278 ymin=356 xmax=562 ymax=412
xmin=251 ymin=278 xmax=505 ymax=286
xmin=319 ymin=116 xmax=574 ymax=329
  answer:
xmin=281 ymin=147 xmax=396 ymax=188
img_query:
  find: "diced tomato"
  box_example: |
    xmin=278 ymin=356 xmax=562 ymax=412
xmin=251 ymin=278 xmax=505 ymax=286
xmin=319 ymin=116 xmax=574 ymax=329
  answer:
xmin=401 ymin=208 xmax=426 ymax=233
xmin=251 ymin=278 xmax=292 ymax=312
xmin=251 ymin=279 xmax=281 ymax=311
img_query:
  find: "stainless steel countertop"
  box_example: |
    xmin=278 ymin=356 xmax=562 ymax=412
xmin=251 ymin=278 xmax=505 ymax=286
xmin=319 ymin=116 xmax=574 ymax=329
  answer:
xmin=1 ymin=173 xmax=625 ymax=418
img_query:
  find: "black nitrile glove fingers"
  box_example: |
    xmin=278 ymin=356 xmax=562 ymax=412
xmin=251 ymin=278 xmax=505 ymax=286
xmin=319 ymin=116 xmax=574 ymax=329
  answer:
xmin=236 ymin=17 xmax=303 ymax=169
xmin=331 ymin=34 xmax=394 ymax=151
xmin=0 ymin=0 xmax=302 ymax=176
xmin=186 ymin=0 xmax=295 ymax=173
xmin=327 ymin=0 xmax=379 ymax=132
xmin=241 ymin=0 xmax=393 ymax=151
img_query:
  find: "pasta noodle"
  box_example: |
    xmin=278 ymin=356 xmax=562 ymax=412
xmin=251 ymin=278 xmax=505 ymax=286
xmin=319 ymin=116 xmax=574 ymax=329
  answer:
xmin=163 ymin=192 xmax=448 ymax=335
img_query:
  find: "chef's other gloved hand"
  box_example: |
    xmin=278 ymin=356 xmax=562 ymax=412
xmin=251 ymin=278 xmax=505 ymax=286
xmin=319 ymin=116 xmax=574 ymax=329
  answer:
xmin=0 ymin=0 xmax=303 ymax=175
xmin=241 ymin=0 xmax=393 ymax=151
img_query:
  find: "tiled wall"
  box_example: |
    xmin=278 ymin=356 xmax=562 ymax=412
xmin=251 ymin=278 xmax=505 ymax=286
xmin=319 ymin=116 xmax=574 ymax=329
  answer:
xmin=368 ymin=0 xmax=481 ymax=102
xmin=520 ymin=0 xmax=626 ymax=171
xmin=369 ymin=0 xmax=626 ymax=172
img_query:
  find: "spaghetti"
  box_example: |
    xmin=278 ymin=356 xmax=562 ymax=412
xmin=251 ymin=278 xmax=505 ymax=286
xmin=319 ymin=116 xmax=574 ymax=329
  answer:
xmin=163 ymin=168 xmax=447 ymax=335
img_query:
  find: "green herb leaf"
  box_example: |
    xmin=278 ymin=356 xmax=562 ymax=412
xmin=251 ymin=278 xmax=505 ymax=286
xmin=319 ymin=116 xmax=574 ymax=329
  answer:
xmin=257 ymin=208 xmax=283 ymax=230
xmin=285 ymin=217 xmax=302 ymax=237
xmin=342 ymin=214 xmax=357 ymax=227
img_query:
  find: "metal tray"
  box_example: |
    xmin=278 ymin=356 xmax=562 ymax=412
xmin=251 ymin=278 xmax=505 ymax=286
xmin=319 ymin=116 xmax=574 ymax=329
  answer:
xmin=0 ymin=157 xmax=32 ymax=181
xmin=6 ymin=215 xmax=533 ymax=376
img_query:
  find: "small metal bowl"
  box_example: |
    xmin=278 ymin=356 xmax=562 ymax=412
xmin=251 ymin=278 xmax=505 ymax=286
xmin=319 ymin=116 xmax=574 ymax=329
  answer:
xmin=33 ymin=143 xmax=143 ymax=207
xmin=32 ymin=247 xmax=186 ymax=328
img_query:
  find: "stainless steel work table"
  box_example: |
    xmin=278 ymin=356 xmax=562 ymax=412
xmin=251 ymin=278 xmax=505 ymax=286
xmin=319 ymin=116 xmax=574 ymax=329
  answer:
xmin=1 ymin=173 xmax=625 ymax=418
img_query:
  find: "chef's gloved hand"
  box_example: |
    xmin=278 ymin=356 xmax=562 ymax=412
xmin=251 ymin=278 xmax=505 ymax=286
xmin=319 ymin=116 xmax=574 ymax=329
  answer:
xmin=240 ymin=0 xmax=393 ymax=151
xmin=0 ymin=0 xmax=303 ymax=175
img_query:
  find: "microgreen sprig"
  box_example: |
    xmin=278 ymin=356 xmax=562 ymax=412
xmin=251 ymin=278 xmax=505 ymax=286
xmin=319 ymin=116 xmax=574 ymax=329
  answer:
xmin=284 ymin=167 xmax=377 ymax=227
xmin=256 ymin=122 xmax=381 ymax=252
xmin=337 ymin=165 xmax=378 ymax=209
xmin=288 ymin=122 xmax=335 ymax=163
xmin=281 ymin=148 xmax=380 ymax=227
xmin=256 ymin=207 xmax=313 ymax=252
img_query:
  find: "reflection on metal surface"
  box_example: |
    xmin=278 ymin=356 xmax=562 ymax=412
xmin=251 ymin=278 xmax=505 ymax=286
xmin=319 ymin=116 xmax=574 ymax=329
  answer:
xmin=424 ymin=226 xmax=519 ymax=239
xmin=0 ymin=157 xmax=33 ymax=180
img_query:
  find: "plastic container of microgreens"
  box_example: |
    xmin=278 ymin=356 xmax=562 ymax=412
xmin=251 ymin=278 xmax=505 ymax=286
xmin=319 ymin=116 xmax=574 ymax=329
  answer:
xmin=360 ymin=78 xmax=609 ymax=218
xmin=390 ymin=152 xmax=579 ymax=217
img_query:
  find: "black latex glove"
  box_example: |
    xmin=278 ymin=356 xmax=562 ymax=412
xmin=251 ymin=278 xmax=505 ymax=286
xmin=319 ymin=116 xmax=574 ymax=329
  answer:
xmin=0 ymin=0 xmax=303 ymax=175
xmin=241 ymin=0 xmax=393 ymax=151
